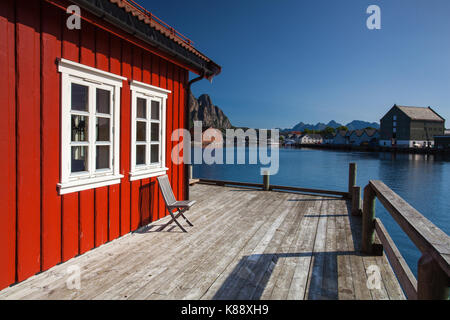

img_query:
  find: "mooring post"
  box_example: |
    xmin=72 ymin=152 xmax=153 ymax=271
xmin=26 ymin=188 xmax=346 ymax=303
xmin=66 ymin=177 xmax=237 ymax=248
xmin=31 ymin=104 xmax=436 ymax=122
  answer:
xmin=362 ymin=184 xmax=376 ymax=254
xmin=188 ymin=164 xmax=193 ymax=180
xmin=417 ymin=252 xmax=450 ymax=300
xmin=352 ymin=186 xmax=361 ymax=216
xmin=348 ymin=163 xmax=356 ymax=198
xmin=263 ymin=171 xmax=270 ymax=191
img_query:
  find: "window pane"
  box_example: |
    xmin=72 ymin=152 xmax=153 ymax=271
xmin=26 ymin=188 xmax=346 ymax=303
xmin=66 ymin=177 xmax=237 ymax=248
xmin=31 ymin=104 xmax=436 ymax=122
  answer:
xmin=71 ymin=146 xmax=88 ymax=173
xmin=71 ymin=83 xmax=89 ymax=112
xmin=96 ymin=146 xmax=110 ymax=170
xmin=137 ymin=98 xmax=147 ymax=119
xmin=137 ymin=121 xmax=146 ymax=142
xmin=96 ymin=88 xmax=111 ymax=114
xmin=136 ymin=145 xmax=146 ymax=165
xmin=151 ymin=145 xmax=159 ymax=164
xmin=71 ymin=115 xmax=88 ymax=142
xmin=96 ymin=117 xmax=110 ymax=142
xmin=151 ymin=123 xmax=160 ymax=142
xmin=151 ymin=101 xmax=160 ymax=120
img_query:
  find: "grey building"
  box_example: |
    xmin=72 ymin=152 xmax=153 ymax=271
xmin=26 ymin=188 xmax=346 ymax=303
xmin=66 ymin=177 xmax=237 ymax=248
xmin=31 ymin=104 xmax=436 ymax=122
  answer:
xmin=379 ymin=105 xmax=445 ymax=147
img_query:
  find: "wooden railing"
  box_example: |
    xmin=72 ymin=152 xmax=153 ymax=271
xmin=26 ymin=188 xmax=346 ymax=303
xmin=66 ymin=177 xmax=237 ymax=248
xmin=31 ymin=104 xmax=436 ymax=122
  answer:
xmin=361 ymin=180 xmax=450 ymax=300
xmin=193 ymin=163 xmax=359 ymax=198
xmin=197 ymin=178 xmax=349 ymax=198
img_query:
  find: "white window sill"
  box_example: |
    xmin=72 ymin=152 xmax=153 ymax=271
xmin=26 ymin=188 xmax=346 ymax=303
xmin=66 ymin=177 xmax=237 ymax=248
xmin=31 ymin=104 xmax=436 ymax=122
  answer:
xmin=129 ymin=167 xmax=169 ymax=182
xmin=58 ymin=174 xmax=124 ymax=195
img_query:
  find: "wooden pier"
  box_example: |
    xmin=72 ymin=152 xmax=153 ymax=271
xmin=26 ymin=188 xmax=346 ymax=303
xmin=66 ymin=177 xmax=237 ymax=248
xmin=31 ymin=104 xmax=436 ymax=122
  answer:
xmin=0 ymin=186 xmax=404 ymax=300
xmin=0 ymin=164 xmax=447 ymax=300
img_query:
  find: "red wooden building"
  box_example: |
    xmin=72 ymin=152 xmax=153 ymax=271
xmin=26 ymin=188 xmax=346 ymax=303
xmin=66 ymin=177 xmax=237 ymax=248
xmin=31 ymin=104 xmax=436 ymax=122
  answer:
xmin=0 ymin=0 xmax=220 ymax=290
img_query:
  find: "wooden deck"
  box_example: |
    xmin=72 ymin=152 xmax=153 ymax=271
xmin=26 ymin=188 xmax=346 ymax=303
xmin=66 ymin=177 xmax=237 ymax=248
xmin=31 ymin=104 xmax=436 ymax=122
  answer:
xmin=0 ymin=184 xmax=405 ymax=300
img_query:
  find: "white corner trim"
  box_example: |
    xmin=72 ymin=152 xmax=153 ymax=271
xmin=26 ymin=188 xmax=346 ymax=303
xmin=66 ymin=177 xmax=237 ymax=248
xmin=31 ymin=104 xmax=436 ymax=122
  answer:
xmin=129 ymin=168 xmax=169 ymax=182
xmin=130 ymin=80 xmax=171 ymax=96
xmin=58 ymin=174 xmax=124 ymax=195
xmin=58 ymin=58 xmax=127 ymax=85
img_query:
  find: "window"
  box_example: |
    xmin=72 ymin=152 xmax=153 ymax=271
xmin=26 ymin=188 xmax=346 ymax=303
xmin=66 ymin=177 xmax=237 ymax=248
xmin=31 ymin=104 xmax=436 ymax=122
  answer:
xmin=130 ymin=80 xmax=170 ymax=181
xmin=58 ymin=59 xmax=125 ymax=195
xmin=393 ymin=115 xmax=397 ymax=121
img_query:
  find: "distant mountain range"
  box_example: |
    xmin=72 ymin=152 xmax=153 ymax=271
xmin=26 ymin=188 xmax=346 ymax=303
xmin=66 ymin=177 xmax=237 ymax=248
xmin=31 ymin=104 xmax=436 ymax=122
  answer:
xmin=188 ymin=93 xmax=379 ymax=133
xmin=283 ymin=120 xmax=379 ymax=132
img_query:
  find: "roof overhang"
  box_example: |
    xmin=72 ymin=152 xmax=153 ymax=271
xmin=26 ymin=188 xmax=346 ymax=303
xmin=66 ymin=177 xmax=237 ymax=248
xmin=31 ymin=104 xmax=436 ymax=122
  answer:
xmin=70 ymin=0 xmax=221 ymax=79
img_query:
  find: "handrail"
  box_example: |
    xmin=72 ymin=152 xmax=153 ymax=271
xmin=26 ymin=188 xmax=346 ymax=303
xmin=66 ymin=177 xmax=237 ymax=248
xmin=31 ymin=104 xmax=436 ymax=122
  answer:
xmin=361 ymin=180 xmax=450 ymax=300
xmin=197 ymin=178 xmax=349 ymax=197
xmin=195 ymin=163 xmax=356 ymax=198
xmin=124 ymin=0 xmax=194 ymax=45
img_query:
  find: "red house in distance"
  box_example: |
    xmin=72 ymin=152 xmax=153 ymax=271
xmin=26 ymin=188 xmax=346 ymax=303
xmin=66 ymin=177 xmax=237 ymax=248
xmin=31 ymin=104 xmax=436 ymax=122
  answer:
xmin=0 ymin=0 xmax=221 ymax=290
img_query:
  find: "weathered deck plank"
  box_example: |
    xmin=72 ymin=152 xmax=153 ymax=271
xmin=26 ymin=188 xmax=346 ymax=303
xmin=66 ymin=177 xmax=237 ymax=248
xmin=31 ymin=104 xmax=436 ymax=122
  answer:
xmin=0 ymin=184 xmax=405 ymax=300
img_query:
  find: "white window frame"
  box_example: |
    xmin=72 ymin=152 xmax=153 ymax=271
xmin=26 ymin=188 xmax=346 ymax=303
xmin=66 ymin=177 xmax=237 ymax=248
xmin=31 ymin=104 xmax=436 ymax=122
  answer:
xmin=129 ymin=80 xmax=170 ymax=181
xmin=58 ymin=58 xmax=126 ymax=195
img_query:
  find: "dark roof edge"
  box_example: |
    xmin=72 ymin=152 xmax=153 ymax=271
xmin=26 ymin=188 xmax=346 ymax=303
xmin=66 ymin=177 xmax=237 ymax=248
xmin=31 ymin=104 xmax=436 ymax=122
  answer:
xmin=428 ymin=106 xmax=446 ymax=122
xmin=71 ymin=0 xmax=221 ymax=79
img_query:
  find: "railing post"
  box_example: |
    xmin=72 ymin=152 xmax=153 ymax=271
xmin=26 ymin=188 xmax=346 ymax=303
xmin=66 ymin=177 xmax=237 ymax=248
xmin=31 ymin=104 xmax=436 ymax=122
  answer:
xmin=351 ymin=186 xmax=361 ymax=216
xmin=417 ymin=252 xmax=450 ymax=300
xmin=263 ymin=171 xmax=270 ymax=191
xmin=348 ymin=163 xmax=356 ymax=199
xmin=362 ymin=184 xmax=376 ymax=254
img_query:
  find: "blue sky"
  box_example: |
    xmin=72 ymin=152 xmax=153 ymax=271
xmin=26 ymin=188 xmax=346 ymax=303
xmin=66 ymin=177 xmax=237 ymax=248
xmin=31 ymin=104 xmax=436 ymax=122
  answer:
xmin=142 ymin=0 xmax=450 ymax=129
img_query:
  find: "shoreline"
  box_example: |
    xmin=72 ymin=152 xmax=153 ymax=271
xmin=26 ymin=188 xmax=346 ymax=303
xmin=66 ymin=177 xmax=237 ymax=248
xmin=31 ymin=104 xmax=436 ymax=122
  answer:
xmin=283 ymin=143 xmax=450 ymax=155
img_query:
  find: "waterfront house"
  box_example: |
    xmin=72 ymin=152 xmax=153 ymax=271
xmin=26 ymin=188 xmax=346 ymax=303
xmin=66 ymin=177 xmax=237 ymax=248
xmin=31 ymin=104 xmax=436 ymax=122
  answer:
xmin=297 ymin=134 xmax=323 ymax=145
xmin=348 ymin=129 xmax=379 ymax=146
xmin=0 ymin=0 xmax=220 ymax=290
xmin=332 ymin=130 xmax=350 ymax=145
xmin=323 ymin=132 xmax=336 ymax=144
xmin=379 ymin=105 xmax=445 ymax=148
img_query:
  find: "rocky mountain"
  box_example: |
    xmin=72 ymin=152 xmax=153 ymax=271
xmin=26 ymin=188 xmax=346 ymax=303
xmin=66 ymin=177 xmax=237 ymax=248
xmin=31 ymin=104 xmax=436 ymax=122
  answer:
xmin=285 ymin=120 xmax=379 ymax=132
xmin=346 ymin=120 xmax=379 ymax=131
xmin=189 ymin=93 xmax=232 ymax=130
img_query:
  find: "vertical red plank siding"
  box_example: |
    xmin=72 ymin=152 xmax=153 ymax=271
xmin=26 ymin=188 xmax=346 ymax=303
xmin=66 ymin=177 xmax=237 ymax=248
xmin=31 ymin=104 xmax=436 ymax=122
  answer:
xmin=157 ymin=59 xmax=167 ymax=220
xmin=41 ymin=2 xmax=62 ymax=270
xmin=15 ymin=0 xmax=41 ymax=281
xmin=0 ymin=0 xmax=17 ymax=288
xmin=78 ymin=23 xmax=96 ymax=254
xmin=130 ymin=48 xmax=142 ymax=230
xmin=108 ymin=35 xmax=122 ymax=241
xmin=166 ymin=62 xmax=175 ymax=216
xmin=178 ymin=69 xmax=186 ymax=201
xmin=120 ymin=44 xmax=132 ymax=235
xmin=61 ymin=17 xmax=80 ymax=262
xmin=172 ymin=67 xmax=180 ymax=200
xmin=94 ymin=29 xmax=110 ymax=247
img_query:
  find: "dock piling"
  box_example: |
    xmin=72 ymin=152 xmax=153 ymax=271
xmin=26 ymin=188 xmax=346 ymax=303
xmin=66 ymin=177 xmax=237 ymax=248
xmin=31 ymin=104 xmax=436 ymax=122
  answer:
xmin=263 ymin=171 xmax=270 ymax=191
xmin=348 ymin=163 xmax=356 ymax=198
xmin=352 ymin=186 xmax=362 ymax=216
xmin=362 ymin=184 xmax=376 ymax=254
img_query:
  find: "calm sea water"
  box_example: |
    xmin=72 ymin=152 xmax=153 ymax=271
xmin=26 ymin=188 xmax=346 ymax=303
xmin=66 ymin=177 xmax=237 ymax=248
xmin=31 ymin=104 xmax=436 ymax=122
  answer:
xmin=193 ymin=147 xmax=450 ymax=277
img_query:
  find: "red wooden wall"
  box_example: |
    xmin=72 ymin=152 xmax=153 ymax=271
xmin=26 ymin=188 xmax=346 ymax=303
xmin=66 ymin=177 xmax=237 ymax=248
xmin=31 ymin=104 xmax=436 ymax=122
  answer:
xmin=0 ymin=0 xmax=189 ymax=290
